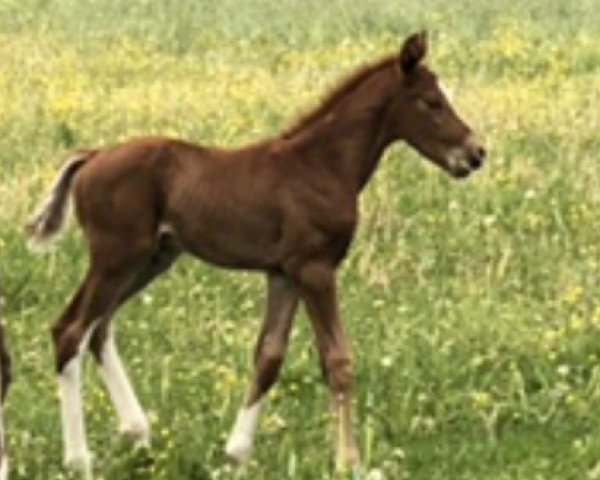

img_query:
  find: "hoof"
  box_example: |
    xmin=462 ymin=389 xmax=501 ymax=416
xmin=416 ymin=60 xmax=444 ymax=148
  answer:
xmin=65 ymin=450 xmax=92 ymax=479
xmin=335 ymin=446 xmax=361 ymax=474
xmin=225 ymin=404 xmax=261 ymax=465
xmin=120 ymin=421 xmax=150 ymax=449
xmin=225 ymin=433 xmax=253 ymax=464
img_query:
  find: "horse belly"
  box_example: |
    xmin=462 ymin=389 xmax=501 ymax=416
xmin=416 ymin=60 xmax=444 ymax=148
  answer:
xmin=163 ymin=154 xmax=285 ymax=270
xmin=167 ymin=204 xmax=282 ymax=271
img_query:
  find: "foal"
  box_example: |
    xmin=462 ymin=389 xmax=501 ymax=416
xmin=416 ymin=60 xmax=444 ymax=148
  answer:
xmin=27 ymin=32 xmax=485 ymax=477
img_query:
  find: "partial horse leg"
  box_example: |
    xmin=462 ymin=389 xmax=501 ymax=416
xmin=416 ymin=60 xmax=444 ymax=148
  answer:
xmin=94 ymin=327 xmax=149 ymax=448
xmin=226 ymin=274 xmax=299 ymax=462
xmin=88 ymin=235 xmax=180 ymax=447
xmin=0 ymin=323 xmax=11 ymax=480
xmin=53 ymin=248 xmax=149 ymax=478
xmin=297 ymin=263 xmax=359 ymax=472
xmin=51 ymin=275 xmax=95 ymax=477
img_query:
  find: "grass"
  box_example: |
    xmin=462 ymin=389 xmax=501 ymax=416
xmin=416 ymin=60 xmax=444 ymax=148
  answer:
xmin=0 ymin=0 xmax=599 ymax=478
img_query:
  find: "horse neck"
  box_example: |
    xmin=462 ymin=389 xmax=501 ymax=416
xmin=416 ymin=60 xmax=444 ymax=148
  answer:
xmin=285 ymin=69 xmax=397 ymax=194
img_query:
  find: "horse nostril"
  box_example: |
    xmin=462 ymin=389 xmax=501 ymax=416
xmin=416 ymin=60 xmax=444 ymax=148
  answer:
xmin=467 ymin=145 xmax=486 ymax=169
xmin=468 ymin=154 xmax=482 ymax=169
xmin=476 ymin=146 xmax=487 ymax=161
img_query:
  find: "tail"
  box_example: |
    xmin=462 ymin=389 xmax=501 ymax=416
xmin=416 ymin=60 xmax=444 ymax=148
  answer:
xmin=25 ymin=150 xmax=97 ymax=249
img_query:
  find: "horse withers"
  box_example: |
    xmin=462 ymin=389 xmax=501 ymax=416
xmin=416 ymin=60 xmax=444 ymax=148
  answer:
xmin=27 ymin=32 xmax=485 ymax=477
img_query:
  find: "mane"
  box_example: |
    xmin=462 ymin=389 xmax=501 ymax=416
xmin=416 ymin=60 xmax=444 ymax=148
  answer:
xmin=281 ymin=54 xmax=398 ymax=139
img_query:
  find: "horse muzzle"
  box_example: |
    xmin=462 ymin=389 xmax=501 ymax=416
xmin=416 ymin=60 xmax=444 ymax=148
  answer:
xmin=447 ymin=137 xmax=486 ymax=179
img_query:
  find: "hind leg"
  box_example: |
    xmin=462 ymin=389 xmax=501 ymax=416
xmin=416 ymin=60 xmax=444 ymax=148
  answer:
xmin=54 ymin=244 xmax=152 ymax=477
xmin=89 ymin=235 xmax=180 ymax=447
xmin=52 ymin=275 xmax=95 ymax=477
xmin=57 ymin=316 xmax=96 ymax=478
xmin=92 ymin=326 xmax=149 ymax=448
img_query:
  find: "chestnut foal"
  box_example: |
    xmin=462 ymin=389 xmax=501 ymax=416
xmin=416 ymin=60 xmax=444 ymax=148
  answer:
xmin=27 ymin=32 xmax=485 ymax=477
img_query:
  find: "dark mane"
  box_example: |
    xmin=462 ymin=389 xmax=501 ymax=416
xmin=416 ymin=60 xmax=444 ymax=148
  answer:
xmin=281 ymin=54 xmax=398 ymax=139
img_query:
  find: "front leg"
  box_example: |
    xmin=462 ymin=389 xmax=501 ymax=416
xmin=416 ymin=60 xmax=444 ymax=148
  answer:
xmin=295 ymin=262 xmax=360 ymax=472
xmin=226 ymin=274 xmax=299 ymax=463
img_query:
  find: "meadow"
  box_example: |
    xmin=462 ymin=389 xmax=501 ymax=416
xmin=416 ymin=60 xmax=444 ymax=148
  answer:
xmin=0 ymin=0 xmax=599 ymax=478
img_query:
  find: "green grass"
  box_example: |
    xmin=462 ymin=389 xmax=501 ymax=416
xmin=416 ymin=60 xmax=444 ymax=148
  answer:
xmin=1 ymin=0 xmax=600 ymax=478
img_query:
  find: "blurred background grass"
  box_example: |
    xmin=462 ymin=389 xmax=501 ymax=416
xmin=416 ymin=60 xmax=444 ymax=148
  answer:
xmin=0 ymin=1 xmax=599 ymax=479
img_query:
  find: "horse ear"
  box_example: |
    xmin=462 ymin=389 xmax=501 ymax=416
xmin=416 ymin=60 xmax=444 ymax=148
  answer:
xmin=399 ymin=31 xmax=428 ymax=73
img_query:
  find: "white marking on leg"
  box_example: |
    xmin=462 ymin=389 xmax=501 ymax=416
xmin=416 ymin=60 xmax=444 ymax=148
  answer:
xmin=59 ymin=325 xmax=95 ymax=479
xmin=225 ymin=400 xmax=262 ymax=463
xmin=98 ymin=332 xmax=149 ymax=447
xmin=0 ymin=456 xmax=7 ymax=480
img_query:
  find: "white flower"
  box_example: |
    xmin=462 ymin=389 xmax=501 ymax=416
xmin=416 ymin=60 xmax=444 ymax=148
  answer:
xmin=380 ymin=356 xmax=393 ymax=368
xmin=366 ymin=468 xmax=386 ymax=480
